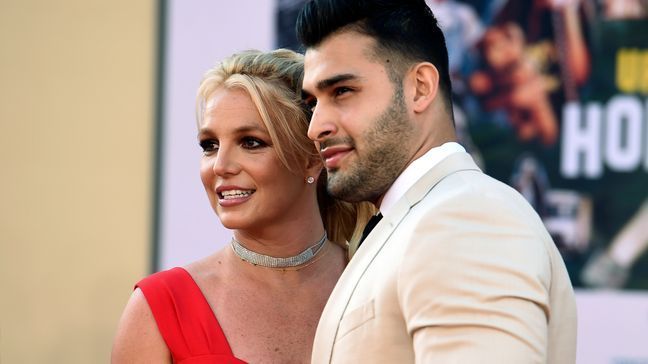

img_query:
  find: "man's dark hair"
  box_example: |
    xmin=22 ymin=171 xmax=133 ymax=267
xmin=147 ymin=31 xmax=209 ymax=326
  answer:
xmin=296 ymin=0 xmax=453 ymax=104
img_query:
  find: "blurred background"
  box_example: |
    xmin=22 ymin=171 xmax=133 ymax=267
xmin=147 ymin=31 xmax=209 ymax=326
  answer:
xmin=1 ymin=0 xmax=647 ymax=363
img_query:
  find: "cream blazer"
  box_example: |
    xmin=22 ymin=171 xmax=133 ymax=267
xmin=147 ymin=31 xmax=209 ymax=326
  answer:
xmin=312 ymin=153 xmax=577 ymax=363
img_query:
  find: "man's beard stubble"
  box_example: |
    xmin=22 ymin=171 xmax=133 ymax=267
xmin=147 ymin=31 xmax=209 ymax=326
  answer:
xmin=326 ymin=86 xmax=414 ymax=203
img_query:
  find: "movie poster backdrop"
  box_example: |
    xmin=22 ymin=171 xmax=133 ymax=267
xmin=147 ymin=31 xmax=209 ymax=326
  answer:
xmin=277 ymin=0 xmax=648 ymax=291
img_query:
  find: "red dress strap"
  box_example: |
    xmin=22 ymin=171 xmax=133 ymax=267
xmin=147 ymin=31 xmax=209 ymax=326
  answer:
xmin=136 ymin=267 xmax=246 ymax=364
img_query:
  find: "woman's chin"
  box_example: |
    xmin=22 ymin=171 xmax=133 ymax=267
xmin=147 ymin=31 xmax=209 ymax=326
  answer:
xmin=217 ymin=215 xmax=251 ymax=230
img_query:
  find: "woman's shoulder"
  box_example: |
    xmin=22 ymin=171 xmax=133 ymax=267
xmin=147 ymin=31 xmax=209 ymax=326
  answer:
xmin=183 ymin=249 xmax=228 ymax=285
xmin=111 ymin=288 xmax=171 ymax=363
xmin=135 ymin=248 xmax=227 ymax=289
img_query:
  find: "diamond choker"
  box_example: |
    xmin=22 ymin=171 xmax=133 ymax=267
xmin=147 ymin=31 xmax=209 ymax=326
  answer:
xmin=230 ymin=232 xmax=328 ymax=268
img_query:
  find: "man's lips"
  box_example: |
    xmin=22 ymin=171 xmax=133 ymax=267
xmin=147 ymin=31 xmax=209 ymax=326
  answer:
xmin=320 ymin=145 xmax=353 ymax=169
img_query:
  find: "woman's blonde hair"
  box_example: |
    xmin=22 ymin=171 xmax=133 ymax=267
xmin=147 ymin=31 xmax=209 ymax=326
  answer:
xmin=196 ymin=49 xmax=375 ymax=252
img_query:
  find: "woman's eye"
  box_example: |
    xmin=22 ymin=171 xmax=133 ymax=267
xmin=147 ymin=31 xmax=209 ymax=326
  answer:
xmin=241 ymin=137 xmax=266 ymax=149
xmin=199 ymin=140 xmax=219 ymax=154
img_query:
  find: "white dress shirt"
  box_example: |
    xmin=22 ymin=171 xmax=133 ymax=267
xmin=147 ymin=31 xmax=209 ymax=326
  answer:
xmin=379 ymin=142 xmax=466 ymax=216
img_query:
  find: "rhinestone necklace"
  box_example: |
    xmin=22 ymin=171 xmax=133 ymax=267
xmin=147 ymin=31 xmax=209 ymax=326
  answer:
xmin=231 ymin=232 xmax=328 ymax=268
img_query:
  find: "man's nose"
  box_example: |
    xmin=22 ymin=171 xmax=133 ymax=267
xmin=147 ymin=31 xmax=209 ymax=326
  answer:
xmin=307 ymin=103 xmax=338 ymax=142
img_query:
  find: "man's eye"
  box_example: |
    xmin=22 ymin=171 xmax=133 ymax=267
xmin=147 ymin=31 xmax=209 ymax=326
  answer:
xmin=241 ymin=137 xmax=266 ymax=149
xmin=334 ymin=87 xmax=351 ymax=96
xmin=305 ymin=98 xmax=317 ymax=111
xmin=199 ymin=140 xmax=219 ymax=154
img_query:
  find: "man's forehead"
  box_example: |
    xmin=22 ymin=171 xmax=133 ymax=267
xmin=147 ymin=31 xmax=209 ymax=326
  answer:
xmin=303 ymin=32 xmax=377 ymax=88
xmin=303 ymin=54 xmax=353 ymax=92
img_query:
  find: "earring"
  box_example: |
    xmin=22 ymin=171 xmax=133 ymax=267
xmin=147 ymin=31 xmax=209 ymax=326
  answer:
xmin=306 ymin=176 xmax=315 ymax=184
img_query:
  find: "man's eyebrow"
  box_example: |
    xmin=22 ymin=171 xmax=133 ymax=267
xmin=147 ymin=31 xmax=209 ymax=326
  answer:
xmin=316 ymin=73 xmax=358 ymax=91
xmin=302 ymin=73 xmax=359 ymax=101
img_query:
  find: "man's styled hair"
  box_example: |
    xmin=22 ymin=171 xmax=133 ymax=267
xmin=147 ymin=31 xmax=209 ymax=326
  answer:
xmin=296 ymin=0 xmax=453 ymax=103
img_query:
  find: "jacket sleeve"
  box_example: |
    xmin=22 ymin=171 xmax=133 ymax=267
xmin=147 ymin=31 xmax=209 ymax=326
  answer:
xmin=397 ymin=191 xmax=553 ymax=364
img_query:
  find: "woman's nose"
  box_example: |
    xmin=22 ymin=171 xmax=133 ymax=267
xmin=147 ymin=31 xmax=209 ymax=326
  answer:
xmin=211 ymin=147 xmax=239 ymax=176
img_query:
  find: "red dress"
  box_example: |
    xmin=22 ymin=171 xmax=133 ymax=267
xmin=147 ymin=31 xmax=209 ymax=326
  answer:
xmin=136 ymin=267 xmax=247 ymax=364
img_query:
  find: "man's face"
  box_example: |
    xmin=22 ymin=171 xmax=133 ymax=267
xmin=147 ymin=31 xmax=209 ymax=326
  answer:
xmin=303 ymin=31 xmax=415 ymax=204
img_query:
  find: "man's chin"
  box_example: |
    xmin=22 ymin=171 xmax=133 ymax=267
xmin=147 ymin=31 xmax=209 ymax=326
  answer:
xmin=326 ymin=174 xmax=347 ymax=197
xmin=327 ymin=174 xmax=364 ymax=201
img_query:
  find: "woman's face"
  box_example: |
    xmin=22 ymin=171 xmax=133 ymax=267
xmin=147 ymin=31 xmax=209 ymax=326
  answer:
xmin=198 ymin=87 xmax=313 ymax=231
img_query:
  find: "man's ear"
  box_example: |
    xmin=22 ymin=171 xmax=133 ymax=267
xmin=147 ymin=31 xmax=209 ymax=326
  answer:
xmin=409 ymin=62 xmax=439 ymax=113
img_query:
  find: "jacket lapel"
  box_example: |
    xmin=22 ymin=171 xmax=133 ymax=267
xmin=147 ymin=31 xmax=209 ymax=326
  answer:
xmin=313 ymin=152 xmax=481 ymax=362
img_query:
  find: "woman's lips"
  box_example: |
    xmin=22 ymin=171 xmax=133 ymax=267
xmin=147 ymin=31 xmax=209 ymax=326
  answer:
xmin=218 ymin=193 xmax=253 ymax=207
xmin=216 ymin=187 xmax=255 ymax=207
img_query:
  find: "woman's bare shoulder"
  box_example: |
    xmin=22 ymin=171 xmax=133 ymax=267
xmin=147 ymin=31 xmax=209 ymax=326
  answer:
xmin=111 ymin=288 xmax=171 ymax=363
xmin=184 ymin=248 xmax=229 ymax=283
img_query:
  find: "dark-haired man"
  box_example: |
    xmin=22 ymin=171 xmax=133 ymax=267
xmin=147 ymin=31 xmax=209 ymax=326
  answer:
xmin=297 ymin=0 xmax=577 ymax=362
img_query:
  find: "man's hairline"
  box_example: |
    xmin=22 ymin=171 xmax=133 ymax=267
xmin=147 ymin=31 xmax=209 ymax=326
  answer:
xmin=304 ymin=27 xmax=411 ymax=91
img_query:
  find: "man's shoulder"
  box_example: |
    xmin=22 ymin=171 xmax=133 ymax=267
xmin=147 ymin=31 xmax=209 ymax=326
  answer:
xmin=410 ymin=167 xmax=547 ymax=232
xmin=422 ymin=167 xmax=522 ymax=204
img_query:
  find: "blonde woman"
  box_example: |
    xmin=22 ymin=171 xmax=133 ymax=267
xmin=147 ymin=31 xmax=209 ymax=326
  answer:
xmin=112 ymin=49 xmax=373 ymax=363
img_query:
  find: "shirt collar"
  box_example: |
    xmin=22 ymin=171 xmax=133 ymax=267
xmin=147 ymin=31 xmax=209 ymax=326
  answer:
xmin=379 ymin=142 xmax=466 ymax=216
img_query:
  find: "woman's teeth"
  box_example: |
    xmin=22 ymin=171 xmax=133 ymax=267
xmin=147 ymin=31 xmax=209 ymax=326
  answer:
xmin=221 ymin=190 xmax=253 ymax=199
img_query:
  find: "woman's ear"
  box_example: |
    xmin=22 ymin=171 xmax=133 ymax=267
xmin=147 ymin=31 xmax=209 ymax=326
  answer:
xmin=410 ymin=62 xmax=439 ymax=113
xmin=305 ymin=155 xmax=323 ymax=184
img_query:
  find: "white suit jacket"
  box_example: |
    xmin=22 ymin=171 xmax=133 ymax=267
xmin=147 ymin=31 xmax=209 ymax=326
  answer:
xmin=312 ymin=153 xmax=577 ymax=363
